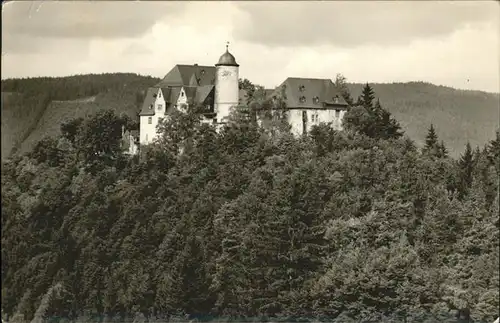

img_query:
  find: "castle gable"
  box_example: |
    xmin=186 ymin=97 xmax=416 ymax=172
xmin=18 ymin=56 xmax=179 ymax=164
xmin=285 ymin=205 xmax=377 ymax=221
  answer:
xmin=183 ymin=86 xmax=198 ymax=104
xmin=160 ymin=88 xmax=172 ymax=102
xmin=139 ymin=87 xmax=158 ymax=116
xmin=168 ymin=87 xmax=182 ymax=106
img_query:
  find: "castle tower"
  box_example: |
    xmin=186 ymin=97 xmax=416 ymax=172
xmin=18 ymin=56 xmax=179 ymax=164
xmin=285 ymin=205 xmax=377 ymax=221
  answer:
xmin=214 ymin=43 xmax=239 ymax=123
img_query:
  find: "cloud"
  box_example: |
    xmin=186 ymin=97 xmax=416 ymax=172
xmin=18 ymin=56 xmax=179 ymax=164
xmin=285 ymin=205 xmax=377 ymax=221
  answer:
xmin=234 ymin=1 xmax=499 ymax=48
xmin=1 ymin=1 xmax=498 ymax=93
xmin=2 ymin=0 xmax=186 ymax=40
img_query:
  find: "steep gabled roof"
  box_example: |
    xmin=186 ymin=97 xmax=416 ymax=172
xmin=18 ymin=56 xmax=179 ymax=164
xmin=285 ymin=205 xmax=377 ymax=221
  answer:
xmin=270 ymin=77 xmax=348 ymax=109
xmin=189 ymin=73 xmax=199 ymax=86
xmin=139 ymin=87 xmax=157 ymax=116
xmin=160 ymin=88 xmax=172 ymax=102
xmin=183 ymin=86 xmax=198 ymax=104
xmin=195 ymin=85 xmax=215 ymax=105
xmin=168 ymin=87 xmax=182 ymax=105
xmin=156 ymin=64 xmax=216 ymax=87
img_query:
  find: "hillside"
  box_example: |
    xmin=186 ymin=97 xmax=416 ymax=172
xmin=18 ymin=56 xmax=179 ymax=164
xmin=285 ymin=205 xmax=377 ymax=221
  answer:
xmin=1 ymin=74 xmax=160 ymax=159
xmin=347 ymin=82 xmax=499 ymax=156
xmin=2 ymin=108 xmax=498 ymax=323
xmin=1 ymin=75 xmax=498 ymax=159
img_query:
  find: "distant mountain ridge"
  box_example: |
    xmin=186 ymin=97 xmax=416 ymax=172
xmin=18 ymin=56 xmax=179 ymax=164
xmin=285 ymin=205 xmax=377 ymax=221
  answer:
xmin=345 ymin=81 xmax=499 ymax=156
xmin=1 ymin=74 xmax=498 ymax=160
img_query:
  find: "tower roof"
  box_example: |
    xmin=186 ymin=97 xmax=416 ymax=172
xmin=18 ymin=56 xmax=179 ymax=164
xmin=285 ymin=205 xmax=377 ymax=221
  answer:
xmin=216 ymin=43 xmax=239 ymax=67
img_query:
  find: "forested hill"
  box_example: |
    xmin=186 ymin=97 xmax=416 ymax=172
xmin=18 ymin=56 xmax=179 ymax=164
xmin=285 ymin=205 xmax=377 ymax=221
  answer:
xmin=1 ymin=74 xmax=499 ymax=160
xmin=346 ymin=82 xmax=499 ymax=156
xmin=1 ymin=104 xmax=499 ymax=323
xmin=1 ymin=74 xmax=160 ymax=159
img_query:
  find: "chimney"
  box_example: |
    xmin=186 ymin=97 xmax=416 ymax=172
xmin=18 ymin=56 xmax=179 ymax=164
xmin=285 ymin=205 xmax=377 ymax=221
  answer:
xmin=194 ymin=63 xmax=198 ymax=66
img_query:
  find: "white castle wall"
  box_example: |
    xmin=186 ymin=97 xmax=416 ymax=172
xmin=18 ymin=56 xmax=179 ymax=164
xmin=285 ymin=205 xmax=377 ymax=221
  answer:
xmin=214 ymin=65 xmax=239 ymax=123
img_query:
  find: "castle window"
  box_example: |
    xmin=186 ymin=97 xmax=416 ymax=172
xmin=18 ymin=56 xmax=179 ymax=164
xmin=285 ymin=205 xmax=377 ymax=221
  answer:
xmin=299 ymin=96 xmax=306 ymax=103
xmin=312 ymin=113 xmax=319 ymax=123
xmin=299 ymin=85 xmax=305 ymax=92
xmin=158 ymin=92 xmax=161 ymax=98
xmin=148 ymin=117 xmax=152 ymax=124
xmin=335 ymin=110 xmax=340 ymax=118
xmin=213 ymin=118 xmax=218 ymax=124
xmin=181 ymin=91 xmax=185 ymax=97
xmin=157 ymin=104 xmax=163 ymax=110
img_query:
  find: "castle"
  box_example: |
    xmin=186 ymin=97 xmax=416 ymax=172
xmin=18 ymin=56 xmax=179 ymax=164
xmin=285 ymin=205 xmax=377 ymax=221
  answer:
xmin=123 ymin=45 xmax=349 ymax=154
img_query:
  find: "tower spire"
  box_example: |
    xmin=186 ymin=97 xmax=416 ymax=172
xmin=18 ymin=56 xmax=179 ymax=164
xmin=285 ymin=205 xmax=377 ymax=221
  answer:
xmin=226 ymin=41 xmax=229 ymax=52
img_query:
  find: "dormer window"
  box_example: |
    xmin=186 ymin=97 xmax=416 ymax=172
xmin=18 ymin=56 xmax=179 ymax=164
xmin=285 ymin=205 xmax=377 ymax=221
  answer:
xmin=299 ymin=85 xmax=305 ymax=92
xmin=201 ymin=70 xmax=205 ymax=75
xmin=299 ymin=96 xmax=306 ymax=103
xmin=149 ymin=104 xmax=153 ymax=109
xmin=313 ymin=96 xmax=320 ymax=104
xmin=181 ymin=91 xmax=185 ymax=97
xmin=333 ymin=95 xmax=339 ymax=103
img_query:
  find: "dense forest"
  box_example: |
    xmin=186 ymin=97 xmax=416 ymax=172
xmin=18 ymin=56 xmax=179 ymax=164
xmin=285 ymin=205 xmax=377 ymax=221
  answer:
xmin=1 ymin=73 xmax=498 ymax=160
xmin=2 ymin=83 xmax=499 ymax=323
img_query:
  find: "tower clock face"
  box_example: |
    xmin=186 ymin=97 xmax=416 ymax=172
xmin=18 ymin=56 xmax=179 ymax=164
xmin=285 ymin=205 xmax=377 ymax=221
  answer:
xmin=221 ymin=70 xmax=232 ymax=78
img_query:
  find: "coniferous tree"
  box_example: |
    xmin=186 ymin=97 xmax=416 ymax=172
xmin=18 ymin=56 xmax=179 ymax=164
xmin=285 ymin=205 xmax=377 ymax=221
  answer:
xmin=343 ymin=84 xmax=402 ymax=140
xmin=2 ymin=105 xmax=500 ymax=323
xmin=423 ymin=124 xmax=439 ymax=157
xmin=373 ymin=98 xmax=403 ymax=139
xmin=424 ymin=124 xmax=438 ymax=149
xmin=403 ymin=137 xmax=417 ymax=154
xmin=457 ymin=142 xmax=475 ymax=199
xmin=438 ymin=140 xmax=448 ymax=158
xmin=486 ymin=129 xmax=500 ymax=173
xmin=360 ymin=83 xmax=375 ymax=110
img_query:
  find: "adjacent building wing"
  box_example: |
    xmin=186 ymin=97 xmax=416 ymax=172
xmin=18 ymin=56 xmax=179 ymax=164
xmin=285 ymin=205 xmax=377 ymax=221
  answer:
xmin=270 ymin=77 xmax=349 ymax=109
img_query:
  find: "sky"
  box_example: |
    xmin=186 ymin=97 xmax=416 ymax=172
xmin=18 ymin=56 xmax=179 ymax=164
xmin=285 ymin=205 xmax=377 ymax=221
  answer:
xmin=2 ymin=1 xmax=500 ymax=93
